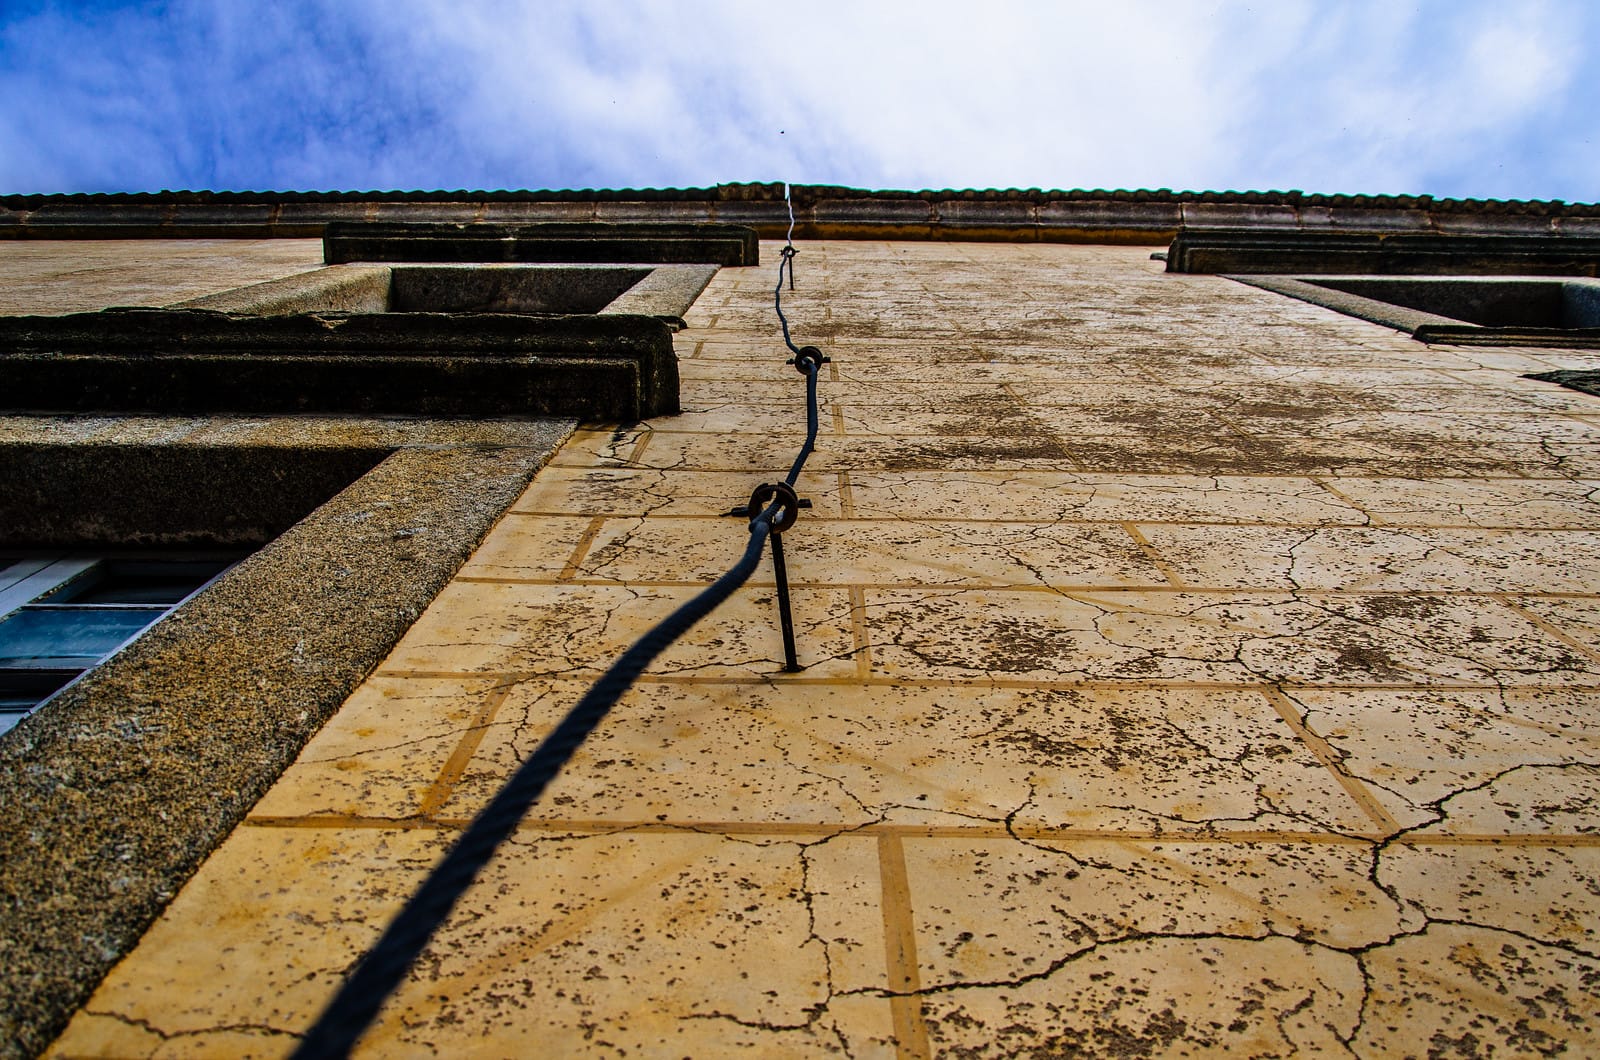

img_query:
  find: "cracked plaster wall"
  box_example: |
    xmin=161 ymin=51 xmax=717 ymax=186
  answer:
xmin=32 ymin=240 xmax=1600 ymax=1058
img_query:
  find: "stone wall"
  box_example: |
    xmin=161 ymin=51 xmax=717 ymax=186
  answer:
xmin=34 ymin=240 xmax=1600 ymax=1056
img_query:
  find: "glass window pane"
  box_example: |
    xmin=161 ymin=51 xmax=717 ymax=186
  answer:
xmin=0 ymin=558 xmax=95 ymax=616
xmin=0 ymin=670 xmax=76 ymax=721
xmin=67 ymin=574 xmax=207 ymax=605
xmin=44 ymin=561 xmax=233 ymax=605
xmin=0 ymin=608 xmax=167 ymax=664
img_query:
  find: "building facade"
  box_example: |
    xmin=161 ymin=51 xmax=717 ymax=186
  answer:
xmin=4 ymin=186 xmax=1600 ymax=1056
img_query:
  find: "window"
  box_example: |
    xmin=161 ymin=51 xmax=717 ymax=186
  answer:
xmin=1302 ymin=276 xmax=1600 ymax=329
xmin=1232 ymin=274 xmax=1600 ymax=347
xmin=1163 ymin=227 xmax=1600 ymax=349
xmin=0 ymin=555 xmax=237 ymax=733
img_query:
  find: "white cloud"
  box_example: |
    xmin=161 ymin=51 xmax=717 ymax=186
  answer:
xmin=1194 ymin=0 xmax=1593 ymax=196
xmin=0 ymin=0 xmax=1595 ymax=198
xmin=389 ymin=0 xmax=1262 ymax=189
xmin=1463 ymin=17 xmax=1577 ymax=123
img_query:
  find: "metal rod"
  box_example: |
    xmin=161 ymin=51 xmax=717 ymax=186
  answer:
xmin=769 ymin=532 xmax=800 ymax=672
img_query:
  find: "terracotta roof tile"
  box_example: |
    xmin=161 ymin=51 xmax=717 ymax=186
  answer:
xmin=2 ymin=184 xmax=1596 ymax=214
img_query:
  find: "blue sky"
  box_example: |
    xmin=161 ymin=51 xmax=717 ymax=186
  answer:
xmin=1 ymin=0 xmax=1596 ymax=200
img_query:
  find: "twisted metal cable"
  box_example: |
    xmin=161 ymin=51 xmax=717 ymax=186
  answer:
xmin=785 ymin=180 xmax=796 ymax=245
xmin=774 ymin=246 xmax=802 ymax=357
xmin=775 ymin=185 xmax=823 ymax=487
xmin=774 ymin=182 xmax=804 ymax=354
xmin=785 ymin=351 xmax=822 ymax=487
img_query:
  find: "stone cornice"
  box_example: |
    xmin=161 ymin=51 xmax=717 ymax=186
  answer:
xmin=4 ymin=185 xmax=1597 ymax=243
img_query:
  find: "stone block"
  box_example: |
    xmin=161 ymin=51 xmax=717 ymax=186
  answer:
xmin=0 ymin=309 xmax=679 ymax=418
xmin=322 ymin=220 xmax=759 ymax=266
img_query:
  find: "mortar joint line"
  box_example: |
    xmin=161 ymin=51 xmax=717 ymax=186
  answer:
xmin=1492 ymin=593 xmax=1600 ymax=666
xmin=626 ymin=431 xmax=655 ymax=467
xmin=241 ymin=816 xmax=1600 ymax=848
xmin=878 ymin=832 xmax=933 ymax=1060
xmin=416 ymin=685 xmax=514 ymax=819
xmin=837 ymin=470 xmax=857 ymax=519
xmin=1120 ymin=522 xmax=1188 ymax=589
xmin=849 ymin=585 xmax=874 ymax=680
xmin=1311 ymin=475 xmax=1382 ymax=525
xmin=556 ymin=516 xmax=608 ymax=581
xmin=1261 ymin=687 xmax=1403 ymax=833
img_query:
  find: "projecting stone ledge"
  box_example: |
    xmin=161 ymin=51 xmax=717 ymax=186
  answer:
xmin=0 ymin=307 xmax=680 ymax=419
xmin=322 ymin=221 xmax=760 ymax=266
xmin=1166 ymin=229 xmax=1600 ymax=275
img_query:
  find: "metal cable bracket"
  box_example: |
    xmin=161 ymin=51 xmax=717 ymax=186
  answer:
xmin=744 ymin=481 xmax=802 ymax=671
xmin=787 ymin=343 xmax=829 ymax=373
xmin=781 ymin=243 xmax=797 ymax=290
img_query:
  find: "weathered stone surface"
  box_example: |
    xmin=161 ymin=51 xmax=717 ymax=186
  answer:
xmin=10 ymin=188 xmax=1597 ymax=245
xmin=0 ymin=308 xmax=679 ymax=418
xmin=0 ymin=443 xmax=387 ymax=546
xmin=322 ymin=221 xmax=760 ymax=266
xmin=0 ymin=419 xmax=572 ymax=1060
xmin=177 ymin=261 xmax=720 ymax=329
xmin=174 ymin=263 xmax=391 ymax=314
xmin=1167 ymin=228 xmax=1600 ymax=275
xmin=1531 ymin=368 xmax=1600 ymax=397
xmin=32 ymin=239 xmax=1600 ymax=1057
xmin=0 ymin=238 xmax=325 ymax=315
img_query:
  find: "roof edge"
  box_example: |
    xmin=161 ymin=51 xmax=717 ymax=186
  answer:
xmin=4 ymin=185 xmax=1598 ymax=245
xmin=2 ymin=184 xmax=1596 ymax=212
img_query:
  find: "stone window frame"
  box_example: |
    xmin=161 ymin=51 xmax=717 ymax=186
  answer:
xmin=1164 ymin=227 xmax=1600 ymax=349
xmin=0 ymin=279 xmax=697 ymax=421
xmin=1229 ymin=273 xmax=1600 ymax=348
xmin=177 ymin=258 xmax=721 ymax=329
